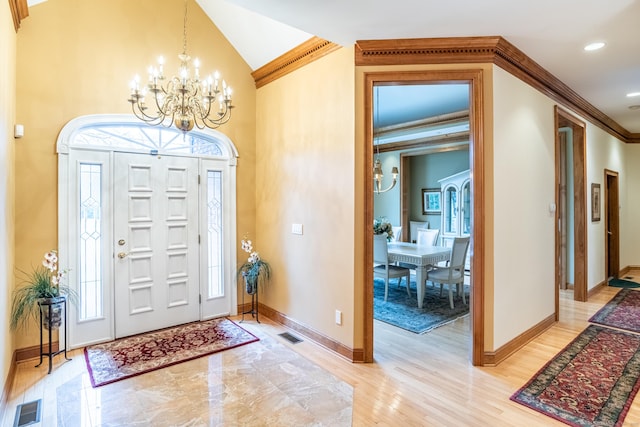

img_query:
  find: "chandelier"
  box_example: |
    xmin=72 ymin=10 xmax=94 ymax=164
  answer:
xmin=127 ymin=0 xmax=233 ymax=132
xmin=373 ymin=87 xmax=398 ymax=194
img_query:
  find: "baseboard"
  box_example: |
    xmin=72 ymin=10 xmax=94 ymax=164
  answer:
xmin=588 ymin=279 xmax=608 ymax=298
xmin=482 ymin=313 xmax=556 ymax=366
xmin=0 ymin=350 xmax=17 ymax=419
xmin=15 ymin=343 xmax=59 ymax=363
xmin=238 ymin=302 xmax=364 ymax=362
xmin=620 ymin=265 xmax=640 ymax=277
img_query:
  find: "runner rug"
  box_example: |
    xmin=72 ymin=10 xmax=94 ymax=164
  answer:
xmin=510 ymin=325 xmax=640 ymax=427
xmin=589 ymin=289 xmax=640 ymax=333
xmin=84 ymin=318 xmax=259 ymax=387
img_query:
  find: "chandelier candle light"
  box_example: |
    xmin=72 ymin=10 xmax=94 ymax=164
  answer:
xmin=127 ymin=0 xmax=233 ymax=132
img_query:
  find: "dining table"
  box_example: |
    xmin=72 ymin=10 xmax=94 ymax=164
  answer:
xmin=387 ymin=242 xmax=451 ymax=308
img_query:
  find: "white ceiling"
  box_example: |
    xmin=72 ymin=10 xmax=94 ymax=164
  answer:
xmin=199 ymin=0 xmax=640 ymax=134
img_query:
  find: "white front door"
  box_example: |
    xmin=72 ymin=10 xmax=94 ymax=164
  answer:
xmin=113 ymin=152 xmax=200 ymax=338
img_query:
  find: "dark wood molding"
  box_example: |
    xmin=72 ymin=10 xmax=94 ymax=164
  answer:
xmin=1 ymin=351 xmax=17 ymax=418
xmin=15 ymin=342 xmax=59 ymax=362
xmin=483 ymin=314 xmax=555 ymax=366
xmin=8 ymin=0 xmax=28 ymax=32
xmin=239 ymin=302 xmax=364 ymax=362
xmin=251 ymin=36 xmax=341 ymax=89
xmin=355 ymin=36 xmax=636 ymax=144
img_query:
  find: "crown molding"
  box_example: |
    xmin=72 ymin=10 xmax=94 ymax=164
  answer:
xmin=251 ymin=36 xmax=341 ymax=89
xmin=355 ymin=36 xmax=636 ymax=144
xmin=8 ymin=0 xmax=28 ymax=32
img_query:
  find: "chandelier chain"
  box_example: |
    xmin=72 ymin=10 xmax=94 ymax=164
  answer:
xmin=182 ymin=0 xmax=188 ymax=57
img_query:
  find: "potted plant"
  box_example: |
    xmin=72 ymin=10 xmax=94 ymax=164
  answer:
xmin=373 ymin=217 xmax=394 ymax=241
xmin=238 ymin=237 xmax=271 ymax=295
xmin=10 ymin=250 xmax=77 ymax=331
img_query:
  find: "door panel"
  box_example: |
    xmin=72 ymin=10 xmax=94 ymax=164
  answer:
xmin=114 ymin=153 xmax=199 ymax=338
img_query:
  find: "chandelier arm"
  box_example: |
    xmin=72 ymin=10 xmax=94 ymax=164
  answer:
xmin=374 ymin=177 xmax=397 ymax=194
xmin=130 ymin=102 xmax=165 ymax=126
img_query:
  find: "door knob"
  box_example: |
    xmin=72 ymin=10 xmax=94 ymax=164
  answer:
xmin=117 ymin=252 xmax=128 ymax=259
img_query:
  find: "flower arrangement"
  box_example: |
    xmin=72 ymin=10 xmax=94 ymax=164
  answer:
xmin=10 ymin=250 xmax=77 ymax=331
xmin=373 ymin=217 xmax=394 ymax=241
xmin=238 ymin=237 xmax=271 ymax=295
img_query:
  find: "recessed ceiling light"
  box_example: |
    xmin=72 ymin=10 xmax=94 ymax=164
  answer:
xmin=627 ymin=92 xmax=640 ymax=98
xmin=629 ymin=105 xmax=640 ymax=111
xmin=584 ymin=42 xmax=605 ymax=51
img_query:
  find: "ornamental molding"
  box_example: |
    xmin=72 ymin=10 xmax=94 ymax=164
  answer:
xmin=251 ymin=36 xmax=341 ymax=89
xmin=355 ymin=36 xmax=638 ymax=144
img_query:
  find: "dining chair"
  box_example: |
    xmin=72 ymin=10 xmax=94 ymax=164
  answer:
xmin=416 ymin=228 xmax=439 ymax=246
xmin=373 ymin=234 xmax=411 ymax=301
xmin=392 ymin=226 xmax=403 ymax=242
xmin=426 ymin=236 xmax=470 ymax=309
xmin=409 ymin=221 xmax=428 ymax=243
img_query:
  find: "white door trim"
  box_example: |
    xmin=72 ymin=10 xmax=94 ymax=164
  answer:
xmin=57 ymin=115 xmax=239 ymax=348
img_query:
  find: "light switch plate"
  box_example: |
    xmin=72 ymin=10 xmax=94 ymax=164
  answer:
xmin=292 ymin=223 xmax=303 ymax=235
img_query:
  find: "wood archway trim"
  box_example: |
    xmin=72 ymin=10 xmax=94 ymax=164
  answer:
xmin=554 ymin=106 xmax=588 ymax=304
xmin=9 ymin=0 xmax=28 ymax=31
xmin=355 ymin=36 xmax=639 ymax=144
xmin=363 ymin=69 xmax=485 ymax=365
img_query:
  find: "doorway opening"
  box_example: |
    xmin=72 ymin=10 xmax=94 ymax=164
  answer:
xmin=364 ymin=70 xmax=485 ymax=365
xmin=605 ymin=170 xmax=620 ymax=280
xmin=555 ymin=107 xmax=587 ymax=308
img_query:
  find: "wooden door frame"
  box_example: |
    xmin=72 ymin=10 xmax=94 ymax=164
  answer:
xmin=554 ymin=106 xmax=588 ymax=311
xmin=604 ymin=169 xmax=620 ymax=279
xmin=363 ymin=69 xmax=484 ymax=365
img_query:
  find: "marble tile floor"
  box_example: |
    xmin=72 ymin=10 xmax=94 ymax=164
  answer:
xmin=2 ymin=320 xmax=353 ymax=427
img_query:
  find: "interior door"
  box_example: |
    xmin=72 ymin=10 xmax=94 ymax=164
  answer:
xmin=605 ymin=170 xmax=620 ymax=279
xmin=113 ymin=152 xmax=200 ymax=338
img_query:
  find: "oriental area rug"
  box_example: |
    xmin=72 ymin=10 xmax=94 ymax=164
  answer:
xmin=510 ymin=325 xmax=640 ymax=427
xmin=84 ymin=318 xmax=259 ymax=387
xmin=589 ymin=289 xmax=640 ymax=334
xmin=373 ymin=277 xmax=469 ymax=334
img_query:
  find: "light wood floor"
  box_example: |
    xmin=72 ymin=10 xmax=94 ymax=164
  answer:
xmin=4 ymin=272 xmax=640 ymax=426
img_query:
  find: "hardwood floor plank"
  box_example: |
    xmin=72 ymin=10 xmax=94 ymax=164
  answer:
xmin=4 ymin=272 xmax=640 ymax=426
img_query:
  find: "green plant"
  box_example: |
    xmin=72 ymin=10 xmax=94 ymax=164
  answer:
xmin=238 ymin=237 xmax=271 ymax=294
xmin=373 ymin=217 xmax=394 ymax=241
xmin=10 ymin=250 xmax=77 ymax=331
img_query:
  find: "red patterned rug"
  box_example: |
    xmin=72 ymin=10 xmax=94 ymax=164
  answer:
xmin=511 ymin=325 xmax=640 ymax=426
xmin=589 ymin=289 xmax=640 ymax=333
xmin=84 ymin=318 xmax=259 ymax=387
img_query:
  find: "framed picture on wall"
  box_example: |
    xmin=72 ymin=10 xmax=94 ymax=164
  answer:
xmin=591 ymin=183 xmax=601 ymax=222
xmin=422 ymin=188 xmax=442 ymax=214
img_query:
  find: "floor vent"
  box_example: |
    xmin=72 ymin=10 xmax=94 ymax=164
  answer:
xmin=14 ymin=400 xmax=41 ymax=427
xmin=625 ymin=276 xmax=634 ymax=280
xmin=278 ymin=332 xmax=303 ymax=344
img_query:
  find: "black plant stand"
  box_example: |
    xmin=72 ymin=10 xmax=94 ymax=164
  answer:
xmin=240 ymin=281 xmax=260 ymax=323
xmin=35 ymin=296 xmax=71 ymax=374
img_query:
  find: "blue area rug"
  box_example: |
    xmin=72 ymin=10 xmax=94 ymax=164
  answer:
xmin=374 ymin=277 xmax=469 ymax=334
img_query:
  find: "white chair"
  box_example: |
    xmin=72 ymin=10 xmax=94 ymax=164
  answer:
xmin=392 ymin=226 xmax=403 ymax=242
xmin=409 ymin=221 xmax=428 ymax=243
xmin=416 ymin=228 xmax=439 ymax=246
xmin=373 ymin=234 xmax=411 ymax=301
xmin=426 ymin=236 xmax=470 ymax=309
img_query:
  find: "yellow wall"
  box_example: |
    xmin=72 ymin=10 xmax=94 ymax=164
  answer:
xmin=255 ymin=47 xmax=357 ymax=346
xmin=14 ymin=0 xmax=256 ymax=349
xmin=1 ymin=0 xmax=17 ymax=394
